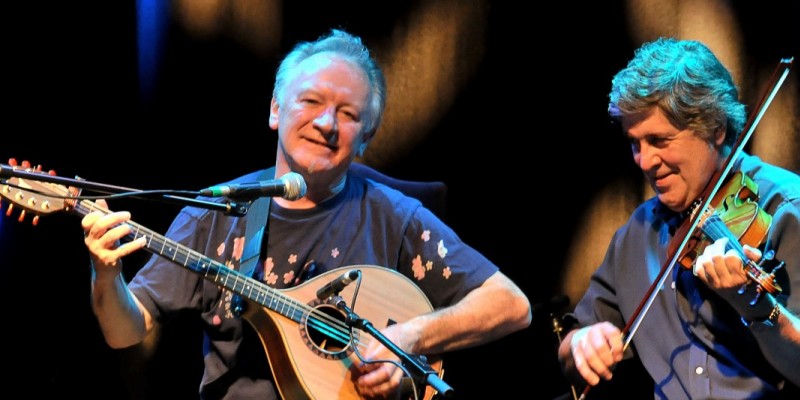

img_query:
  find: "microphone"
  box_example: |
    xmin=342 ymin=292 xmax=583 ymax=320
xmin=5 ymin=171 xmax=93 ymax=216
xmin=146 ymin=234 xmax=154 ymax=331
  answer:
xmin=200 ymin=172 xmax=307 ymax=200
xmin=316 ymin=269 xmax=360 ymax=300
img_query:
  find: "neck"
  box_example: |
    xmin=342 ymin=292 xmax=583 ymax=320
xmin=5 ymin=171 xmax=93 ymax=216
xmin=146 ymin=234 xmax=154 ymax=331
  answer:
xmin=273 ymin=164 xmax=347 ymax=209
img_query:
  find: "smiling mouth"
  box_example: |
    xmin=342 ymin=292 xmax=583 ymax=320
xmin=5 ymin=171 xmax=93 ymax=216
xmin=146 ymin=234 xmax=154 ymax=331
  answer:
xmin=648 ymin=173 xmax=669 ymax=188
xmin=305 ymin=137 xmax=337 ymax=151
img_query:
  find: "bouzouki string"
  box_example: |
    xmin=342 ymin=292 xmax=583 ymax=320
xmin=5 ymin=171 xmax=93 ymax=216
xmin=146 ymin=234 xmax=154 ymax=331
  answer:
xmin=69 ymin=194 xmax=368 ymax=352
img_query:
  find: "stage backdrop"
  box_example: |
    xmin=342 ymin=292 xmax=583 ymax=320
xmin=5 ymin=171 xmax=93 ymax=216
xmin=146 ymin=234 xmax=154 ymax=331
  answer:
xmin=1 ymin=1 xmax=796 ymax=398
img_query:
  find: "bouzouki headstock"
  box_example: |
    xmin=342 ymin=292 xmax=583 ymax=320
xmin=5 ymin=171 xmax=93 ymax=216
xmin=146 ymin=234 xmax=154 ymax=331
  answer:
xmin=1 ymin=158 xmax=78 ymax=225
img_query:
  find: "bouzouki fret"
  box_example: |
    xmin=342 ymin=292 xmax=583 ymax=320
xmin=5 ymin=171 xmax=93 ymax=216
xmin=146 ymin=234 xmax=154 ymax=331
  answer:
xmin=222 ymin=273 xmax=229 ymax=287
xmin=175 ymin=248 xmax=188 ymax=266
xmin=232 ymin=275 xmax=242 ymax=292
xmin=277 ymin=299 xmax=285 ymax=315
xmin=182 ymin=249 xmax=191 ymax=267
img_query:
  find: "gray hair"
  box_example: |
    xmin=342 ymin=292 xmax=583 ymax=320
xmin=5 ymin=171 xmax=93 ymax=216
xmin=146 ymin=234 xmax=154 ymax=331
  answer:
xmin=273 ymin=29 xmax=387 ymax=135
xmin=608 ymin=37 xmax=746 ymax=150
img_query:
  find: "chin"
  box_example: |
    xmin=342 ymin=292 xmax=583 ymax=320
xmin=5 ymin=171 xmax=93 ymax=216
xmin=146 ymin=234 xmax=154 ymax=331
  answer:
xmin=657 ymin=195 xmax=684 ymax=212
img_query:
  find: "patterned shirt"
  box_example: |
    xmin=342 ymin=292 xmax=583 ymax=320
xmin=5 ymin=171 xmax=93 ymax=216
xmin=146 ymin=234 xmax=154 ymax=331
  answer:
xmin=129 ymin=169 xmax=497 ymax=399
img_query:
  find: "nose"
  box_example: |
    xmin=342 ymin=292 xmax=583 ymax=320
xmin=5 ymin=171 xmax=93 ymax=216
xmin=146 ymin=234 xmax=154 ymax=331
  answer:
xmin=633 ymin=141 xmax=659 ymax=172
xmin=313 ymin=106 xmax=337 ymax=134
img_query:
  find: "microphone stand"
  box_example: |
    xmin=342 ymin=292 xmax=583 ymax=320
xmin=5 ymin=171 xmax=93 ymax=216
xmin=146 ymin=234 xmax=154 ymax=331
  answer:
xmin=0 ymin=163 xmax=250 ymax=216
xmin=551 ymin=313 xmax=578 ymax=400
xmin=332 ymin=296 xmax=454 ymax=398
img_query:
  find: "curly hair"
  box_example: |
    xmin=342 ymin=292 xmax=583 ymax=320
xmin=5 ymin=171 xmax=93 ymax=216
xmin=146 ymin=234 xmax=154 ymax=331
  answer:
xmin=608 ymin=37 xmax=746 ymax=151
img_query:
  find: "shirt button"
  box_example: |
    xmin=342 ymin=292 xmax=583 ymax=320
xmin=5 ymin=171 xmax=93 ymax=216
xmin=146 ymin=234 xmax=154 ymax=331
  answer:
xmin=671 ymin=281 xmax=676 ymax=290
xmin=695 ymin=367 xmax=704 ymax=375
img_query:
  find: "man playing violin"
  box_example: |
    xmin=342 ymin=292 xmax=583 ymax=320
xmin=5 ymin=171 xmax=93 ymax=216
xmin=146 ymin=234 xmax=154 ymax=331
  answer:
xmin=558 ymin=37 xmax=800 ymax=399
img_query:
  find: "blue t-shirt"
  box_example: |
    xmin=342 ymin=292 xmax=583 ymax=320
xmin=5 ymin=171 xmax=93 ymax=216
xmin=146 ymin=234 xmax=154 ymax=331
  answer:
xmin=129 ymin=169 xmax=497 ymax=399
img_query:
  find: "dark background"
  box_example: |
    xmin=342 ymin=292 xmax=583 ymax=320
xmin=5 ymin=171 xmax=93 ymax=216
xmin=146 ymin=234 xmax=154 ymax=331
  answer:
xmin=1 ymin=1 xmax=797 ymax=399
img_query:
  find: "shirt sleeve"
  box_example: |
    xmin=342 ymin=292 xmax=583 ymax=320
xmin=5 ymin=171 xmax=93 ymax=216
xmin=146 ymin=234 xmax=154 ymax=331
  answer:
xmin=765 ymin=196 xmax=800 ymax=313
xmin=571 ymin=226 xmax=627 ymax=330
xmin=129 ymin=207 xmax=209 ymax=322
xmin=396 ymin=204 xmax=498 ymax=309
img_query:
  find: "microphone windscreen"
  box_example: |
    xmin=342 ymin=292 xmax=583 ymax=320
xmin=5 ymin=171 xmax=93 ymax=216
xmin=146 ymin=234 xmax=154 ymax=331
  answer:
xmin=281 ymin=172 xmax=307 ymax=200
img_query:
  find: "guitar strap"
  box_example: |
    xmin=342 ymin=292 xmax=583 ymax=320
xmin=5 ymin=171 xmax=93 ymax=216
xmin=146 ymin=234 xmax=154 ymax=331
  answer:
xmin=239 ymin=166 xmax=275 ymax=280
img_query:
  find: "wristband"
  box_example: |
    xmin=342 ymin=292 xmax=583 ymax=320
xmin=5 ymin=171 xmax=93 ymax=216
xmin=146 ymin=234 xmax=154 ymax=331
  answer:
xmin=741 ymin=302 xmax=781 ymax=330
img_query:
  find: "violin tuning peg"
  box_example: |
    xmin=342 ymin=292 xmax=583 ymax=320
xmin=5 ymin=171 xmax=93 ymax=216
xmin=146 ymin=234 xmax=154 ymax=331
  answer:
xmin=737 ymin=284 xmax=748 ymax=295
xmin=749 ymin=290 xmax=763 ymax=306
xmin=771 ymin=260 xmax=785 ymax=274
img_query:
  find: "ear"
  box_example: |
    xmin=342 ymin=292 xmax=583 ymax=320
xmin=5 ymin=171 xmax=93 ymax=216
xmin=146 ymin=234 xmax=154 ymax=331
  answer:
xmin=358 ymin=130 xmax=376 ymax=157
xmin=357 ymin=142 xmax=368 ymax=157
xmin=714 ymin=126 xmax=726 ymax=146
xmin=269 ymin=97 xmax=280 ymax=130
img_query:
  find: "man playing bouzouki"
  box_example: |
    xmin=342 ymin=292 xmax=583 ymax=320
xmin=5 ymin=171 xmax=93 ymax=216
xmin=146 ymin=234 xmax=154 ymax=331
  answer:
xmin=82 ymin=29 xmax=531 ymax=399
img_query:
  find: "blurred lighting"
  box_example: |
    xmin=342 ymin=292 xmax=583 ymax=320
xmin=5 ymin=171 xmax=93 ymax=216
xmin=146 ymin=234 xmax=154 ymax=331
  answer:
xmin=137 ymin=0 xmax=169 ymax=103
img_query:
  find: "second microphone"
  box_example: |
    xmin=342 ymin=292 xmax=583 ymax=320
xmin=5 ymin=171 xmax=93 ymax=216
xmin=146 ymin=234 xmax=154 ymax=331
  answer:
xmin=316 ymin=269 xmax=361 ymax=300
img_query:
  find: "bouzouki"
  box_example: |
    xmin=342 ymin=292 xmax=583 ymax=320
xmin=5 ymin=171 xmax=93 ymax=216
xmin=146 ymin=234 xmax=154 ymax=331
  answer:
xmin=0 ymin=162 xmax=443 ymax=400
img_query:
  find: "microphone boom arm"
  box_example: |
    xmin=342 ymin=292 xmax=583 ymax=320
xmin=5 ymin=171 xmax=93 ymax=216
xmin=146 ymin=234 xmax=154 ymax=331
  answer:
xmin=334 ymin=297 xmax=454 ymax=398
xmin=0 ymin=164 xmax=250 ymax=216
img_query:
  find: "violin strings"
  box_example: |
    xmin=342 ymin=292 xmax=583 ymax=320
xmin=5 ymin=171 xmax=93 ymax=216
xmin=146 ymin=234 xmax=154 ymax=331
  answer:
xmin=700 ymin=210 xmax=748 ymax=258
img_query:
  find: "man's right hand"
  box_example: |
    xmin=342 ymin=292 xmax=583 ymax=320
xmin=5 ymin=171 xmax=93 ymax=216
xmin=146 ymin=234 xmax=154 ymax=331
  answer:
xmin=560 ymin=322 xmax=624 ymax=387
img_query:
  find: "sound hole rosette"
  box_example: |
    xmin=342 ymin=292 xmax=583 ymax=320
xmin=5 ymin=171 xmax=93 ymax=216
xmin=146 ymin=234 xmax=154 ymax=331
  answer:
xmin=300 ymin=298 xmax=359 ymax=360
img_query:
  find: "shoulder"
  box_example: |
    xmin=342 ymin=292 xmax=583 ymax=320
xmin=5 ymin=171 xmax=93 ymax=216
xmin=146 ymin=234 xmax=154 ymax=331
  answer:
xmin=609 ymin=197 xmax=665 ymax=245
xmin=740 ymin=154 xmax=800 ymax=208
xmin=347 ymin=163 xmax=447 ymax=219
xmin=348 ymin=173 xmax=425 ymax=215
xmin=630 ymin=196 xmax=662 ymax=225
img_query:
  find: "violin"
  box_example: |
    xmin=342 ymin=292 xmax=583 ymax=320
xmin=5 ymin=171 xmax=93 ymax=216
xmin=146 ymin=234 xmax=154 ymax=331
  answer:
xmin=678 ymin=170 xmax=784 ymax=300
